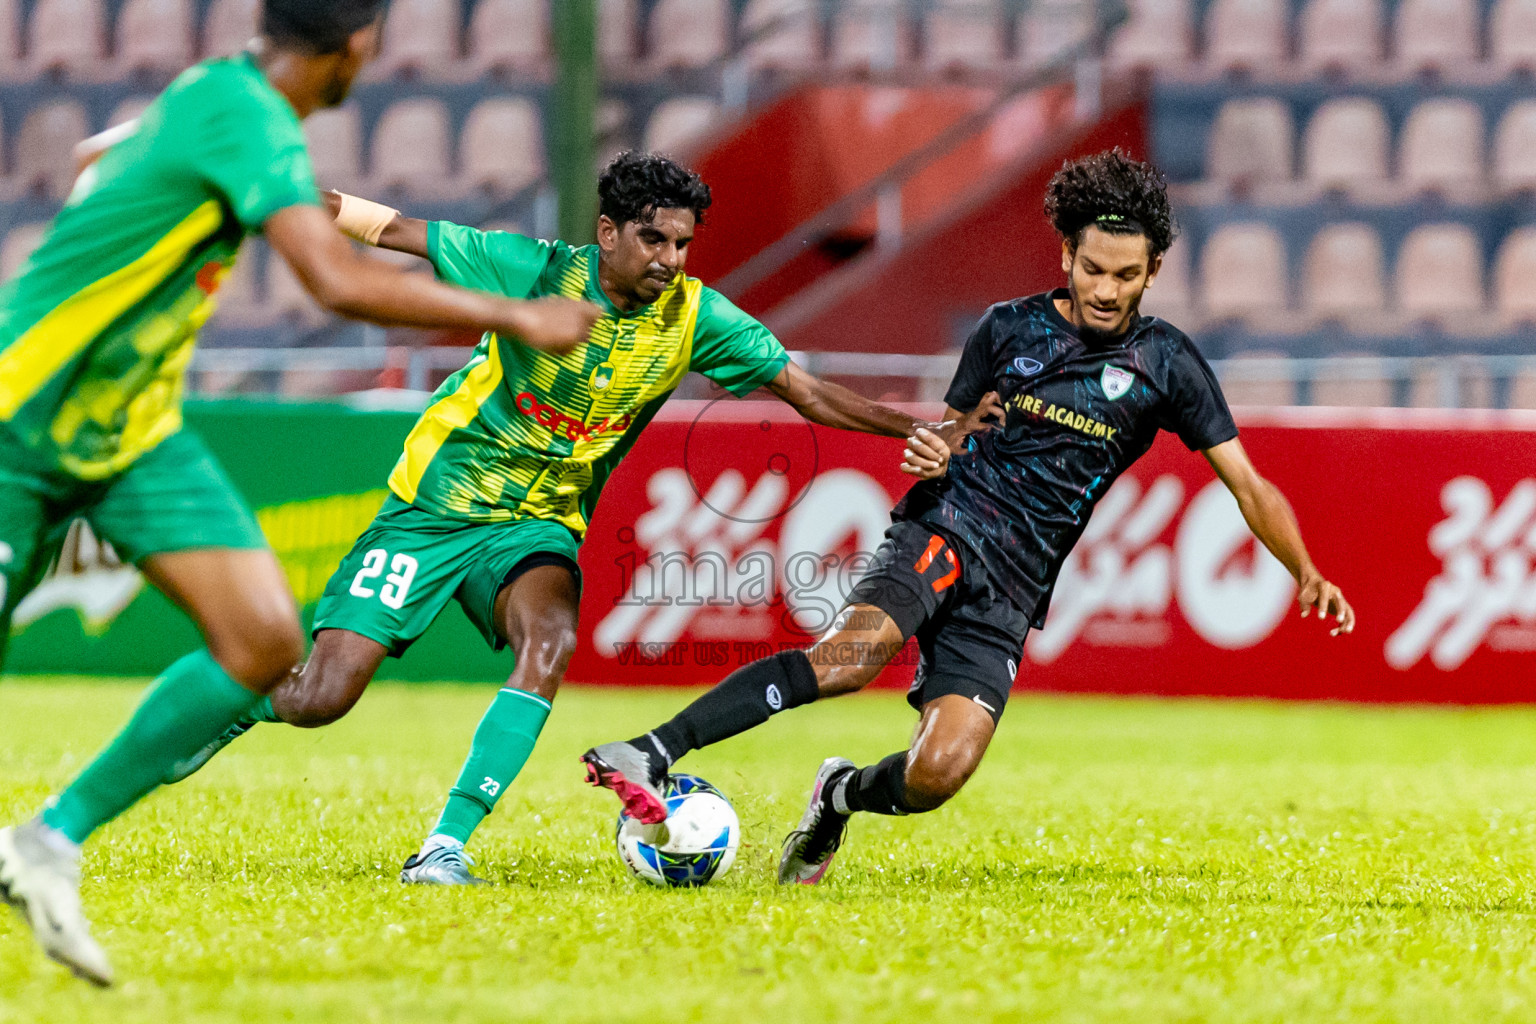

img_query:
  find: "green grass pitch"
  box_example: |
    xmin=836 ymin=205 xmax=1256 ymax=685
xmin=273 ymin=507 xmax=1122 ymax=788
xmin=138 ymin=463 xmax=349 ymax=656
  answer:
xmin=5 ymin=680 xmax=1536 ymax=1023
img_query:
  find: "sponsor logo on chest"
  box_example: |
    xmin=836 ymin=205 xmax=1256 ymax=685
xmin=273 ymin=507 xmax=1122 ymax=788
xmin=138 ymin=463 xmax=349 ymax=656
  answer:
xmin=1004 ymin=391 xmax=1119 ymax=441
xmin=515 ymin=391 xmax=632 ymax=443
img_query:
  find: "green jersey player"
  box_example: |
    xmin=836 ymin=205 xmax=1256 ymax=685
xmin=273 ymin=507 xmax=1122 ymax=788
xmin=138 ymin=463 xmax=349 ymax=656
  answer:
xmin=168 ymin=152 xmax=989 ymax=886
xmin=0 ymin=0 xmax=598 ymax=986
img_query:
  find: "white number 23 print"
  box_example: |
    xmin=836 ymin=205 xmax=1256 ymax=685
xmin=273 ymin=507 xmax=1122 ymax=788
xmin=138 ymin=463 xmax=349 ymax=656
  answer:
xmin=349 ymin=549 xmax=419 ymax=610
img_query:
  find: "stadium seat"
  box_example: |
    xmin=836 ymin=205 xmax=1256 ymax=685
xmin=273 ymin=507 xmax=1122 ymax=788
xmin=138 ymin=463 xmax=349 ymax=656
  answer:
xmin=740 ymin=0 xmax=822 ymax=69
xmin=1206 ymin=98 xmax=1295 ymax=193
xmin=213 ymin=251 xmax=268 ymax=326
xmin=0 ymin=0 xmax=21 ymax=81
xmin=266 ymin=254 xmax=327 ymax=326
xmin=116 ymin=0 xmax=194 ymax=76
xmin=1395 ymin=223 xmax=1484 ymax=323
xmin=202 ymin=0 xmax=257 ymax=56
xmin=648 ymin=0 xmax=731 ymax=69
xmin=1310 ymin=354 xmax=1394 ymax=407
xmin=107 ymin=96 xmax=154 ymax=128
xmin=1493 ymin=227 xmax=1536 ymax=322
xmin=14 ymin=100 xmax=90 ymax=200
xmin=28 ymin=0 xmax=107 ymax=78
xmin=1203 ymin=0 xmax=1288 ymax=73
xmin=1107 ymin=0 xmax=1194 ymax=70
xmin=599 ymin=0 xmax=639 ymax=68
xmin=1018 ymin=0 xmax=1095 ymax=69
xmin=1199 ymin=223 xmax=1288 ymax=323
xmin=376 ymin=0 xmax=461 ymax=78
xmin=0 ymin=222 xmax=47 ymax=283
xmin=1303 ymin=98 xmax=1390 ymax=194
xmin=1298 ymin=0 xmax=1383 ymax=73
xmin=986 ymin=87 xmax=1073 ymax=163
xmin=1509 ymin=367 xmax=1536 ymax=408
xmin=303 ymin=102 xmax=363 ymax=192
xmin=1410 ymin=359 xmax=1492 ymax=408
xmin=468 ymin=0 xmax=550 ymax=77
xmin=459 ymin=97 xmax=544 ymax=196
xmin=1219 ymin=350 xmax=1298 ymax=406
xmin=596 ymin=97 xmax=633 ymax=164
xmin=834 ymin=0 xmax=912 ymax=71
xmin=1394 ymin=0 xmax=1479 ymax=72
xmin=926 ymin=0 xmax=1003 ymax=74
xmin=644 ymin=97 xmax=721 ymax=156
xmin=1303 ymin=222 xmax=1387 ymax=320
xmin=369 ymin=99 xmax=453 ymax=197
xmin=1493 ymin=101 xmax=1536 ymax=193
xmin=1399 ymin=99 xmax=1485 ymax=197
xmin=1139 ymin=237 xmax=1191 ymax=321
xmin=1492 ymin=0 xmax=1536 ymax=72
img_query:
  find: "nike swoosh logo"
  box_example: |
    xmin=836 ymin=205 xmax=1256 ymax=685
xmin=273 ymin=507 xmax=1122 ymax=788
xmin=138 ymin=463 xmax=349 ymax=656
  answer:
xmin=973 ymin=696 xmax=996 ymax=713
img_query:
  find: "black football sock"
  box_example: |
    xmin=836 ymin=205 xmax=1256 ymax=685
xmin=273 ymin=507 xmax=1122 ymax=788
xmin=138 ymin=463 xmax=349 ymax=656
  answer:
xmin=829 ymin=752 xmax=925 ymax=817
xmin=630 ymin=649 xmax=820 ymax=766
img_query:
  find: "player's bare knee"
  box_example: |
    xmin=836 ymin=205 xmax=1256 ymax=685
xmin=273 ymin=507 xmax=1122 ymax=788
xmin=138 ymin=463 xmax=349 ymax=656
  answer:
xmin=514 ymin=614 xmax=577 ymax=684
xmin=210 ymin=612 xmax=304 ymax=692
xmin=283 ymin=661 xmax=368 ymax=727
xmin=904 ymin=752 xmax=972 ymax=809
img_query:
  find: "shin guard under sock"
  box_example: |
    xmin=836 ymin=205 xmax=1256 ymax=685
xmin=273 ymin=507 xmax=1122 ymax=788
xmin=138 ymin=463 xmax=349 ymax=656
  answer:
xmin=638 ymin=649 xmax=820 ymax=765
xmin=831 ymin=752 xmax=923 ymax=817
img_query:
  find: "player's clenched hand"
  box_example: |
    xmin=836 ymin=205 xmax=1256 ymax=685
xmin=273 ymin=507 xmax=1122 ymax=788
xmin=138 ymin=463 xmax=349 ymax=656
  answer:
xmin=962 ymin=391 xmax=1005 ymax=436
xmin=503 ymin=297 xmax=602 ymax=355
xmin=934 ymin=392 xmax=1004 ymax=453
xmin=901 ymin=426 xmax=951 ymax=479
xmin=1298 ymin=573 xmax=1355 ymax=636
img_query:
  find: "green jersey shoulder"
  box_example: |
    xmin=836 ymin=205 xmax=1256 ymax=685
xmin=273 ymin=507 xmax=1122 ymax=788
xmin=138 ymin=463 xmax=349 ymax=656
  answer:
xmin=388 ymin=222 xmax=790 ymax=534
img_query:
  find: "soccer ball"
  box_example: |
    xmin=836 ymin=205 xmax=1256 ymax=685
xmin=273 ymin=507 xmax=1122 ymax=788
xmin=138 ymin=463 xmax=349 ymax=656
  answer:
xmin=615 ymin=774 xmax=740 ymax=888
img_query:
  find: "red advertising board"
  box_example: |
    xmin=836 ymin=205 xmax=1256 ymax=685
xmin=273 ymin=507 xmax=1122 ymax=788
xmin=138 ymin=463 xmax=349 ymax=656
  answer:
xmin=571 ymin=401 xmax=1536 ymax=703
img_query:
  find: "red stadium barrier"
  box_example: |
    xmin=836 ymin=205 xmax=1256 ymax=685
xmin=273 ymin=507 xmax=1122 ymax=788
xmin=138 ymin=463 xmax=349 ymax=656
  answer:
xmin=570 ymin=401 xmax=1536 ymax=703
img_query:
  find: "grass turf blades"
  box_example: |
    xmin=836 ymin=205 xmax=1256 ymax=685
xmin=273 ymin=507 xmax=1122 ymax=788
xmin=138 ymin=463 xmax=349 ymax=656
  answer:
xmin=4 ymin=680 xmax=1536 ymax=1022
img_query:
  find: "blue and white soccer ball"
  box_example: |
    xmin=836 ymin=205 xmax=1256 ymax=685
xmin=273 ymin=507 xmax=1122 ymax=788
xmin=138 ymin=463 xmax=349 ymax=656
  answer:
xmin=615 ymin=773 xmax=740 ymax=888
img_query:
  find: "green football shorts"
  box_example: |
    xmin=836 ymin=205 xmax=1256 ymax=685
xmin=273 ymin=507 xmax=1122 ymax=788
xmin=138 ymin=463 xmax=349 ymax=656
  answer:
xmin=312 ymin=495 xmax=582 ymax=657
xmin=0 ymin=427 xmax=268 ymax=660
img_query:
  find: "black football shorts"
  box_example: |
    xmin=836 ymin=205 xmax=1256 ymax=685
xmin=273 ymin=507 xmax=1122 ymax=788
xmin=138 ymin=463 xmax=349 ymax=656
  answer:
xmin=844 ymin=520 xmax=1030 ymax=724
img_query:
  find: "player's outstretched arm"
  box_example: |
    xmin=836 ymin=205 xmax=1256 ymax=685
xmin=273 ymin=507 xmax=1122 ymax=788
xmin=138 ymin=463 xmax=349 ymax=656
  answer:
xmin=765 ymin=363 xmax=999 ymax=480
xmin=322 ymin=189 xmax=430 ymax=259
xmin=264 ymin=205 xmax=598 ymax=353
xmin=1202 ymin=438 xmax=1356 ymax=636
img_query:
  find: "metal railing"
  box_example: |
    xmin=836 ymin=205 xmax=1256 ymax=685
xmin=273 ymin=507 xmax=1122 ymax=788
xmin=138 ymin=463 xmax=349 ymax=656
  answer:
xmin=185 ymin=347 xmax=1536 ymax=410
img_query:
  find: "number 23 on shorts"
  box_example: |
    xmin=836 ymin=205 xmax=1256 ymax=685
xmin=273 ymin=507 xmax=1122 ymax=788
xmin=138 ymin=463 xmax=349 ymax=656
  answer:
xmin=349 ymin=548 xmax=419 ymax=610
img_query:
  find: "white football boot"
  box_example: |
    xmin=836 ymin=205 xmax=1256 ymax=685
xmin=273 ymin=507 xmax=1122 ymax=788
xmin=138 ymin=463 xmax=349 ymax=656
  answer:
xmin=778 ymin=757 xmax=855 ymax=885
xmin=0 ymin=819 xmax=113 ymax=986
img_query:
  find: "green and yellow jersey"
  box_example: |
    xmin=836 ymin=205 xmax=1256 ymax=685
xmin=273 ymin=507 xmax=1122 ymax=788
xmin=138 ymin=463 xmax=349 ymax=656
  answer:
xmin=390 ymin=223 xmax=790 ymax=535
xmin=0 ymin=53 xmax=319 ymax=480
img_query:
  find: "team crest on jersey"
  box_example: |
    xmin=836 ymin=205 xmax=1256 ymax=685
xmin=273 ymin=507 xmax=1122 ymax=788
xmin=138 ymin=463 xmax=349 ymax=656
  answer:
xmin=1100 ymin=366 xmax=1134 ymax=401
xmin=590 ymin=361 xmax=616 ymax=392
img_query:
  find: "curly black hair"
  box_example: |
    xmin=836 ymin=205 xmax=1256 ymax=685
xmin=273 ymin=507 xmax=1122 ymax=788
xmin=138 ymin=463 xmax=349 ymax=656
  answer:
xmin=1044 ymin=149 xmax=1176 ymax=257
xmin=598 ymin=151 xmax=713 ymax=228
xmin=262 ymin=0 xmax=387 ymax=54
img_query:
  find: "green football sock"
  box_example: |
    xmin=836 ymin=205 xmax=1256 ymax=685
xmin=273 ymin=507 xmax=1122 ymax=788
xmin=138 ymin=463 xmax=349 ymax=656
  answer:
xmin=249 ymin=695 xmax=281 ymax=724
xmin=42 ymin=649 xmax=262 ymax=844
xmin=431 ymin=688 xmax=552 ymax=845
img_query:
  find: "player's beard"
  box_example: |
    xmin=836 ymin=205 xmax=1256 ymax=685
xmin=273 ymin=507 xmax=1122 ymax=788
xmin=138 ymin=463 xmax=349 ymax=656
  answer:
xmin=1072 ymin=289 xmax=1143 ymax=348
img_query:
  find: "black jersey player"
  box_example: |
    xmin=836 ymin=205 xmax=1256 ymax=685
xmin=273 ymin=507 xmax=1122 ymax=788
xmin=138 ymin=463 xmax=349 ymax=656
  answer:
xmin=581 ymin=149 xmax=1355 ymax=885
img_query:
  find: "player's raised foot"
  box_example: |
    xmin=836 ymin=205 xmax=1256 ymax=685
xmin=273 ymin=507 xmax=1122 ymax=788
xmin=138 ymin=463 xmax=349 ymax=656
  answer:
xmin=0 ymin=819 xmax=113 ymax=987
xmin=163 ymin=718 xmax=257 ymax=785
xmin=400 ymin=839 xmax=489 ymax=886
xmin=581 ymin=740 xmax=668 ymax=825
xmin=778 ymin=757 xmax=855 ymax=886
